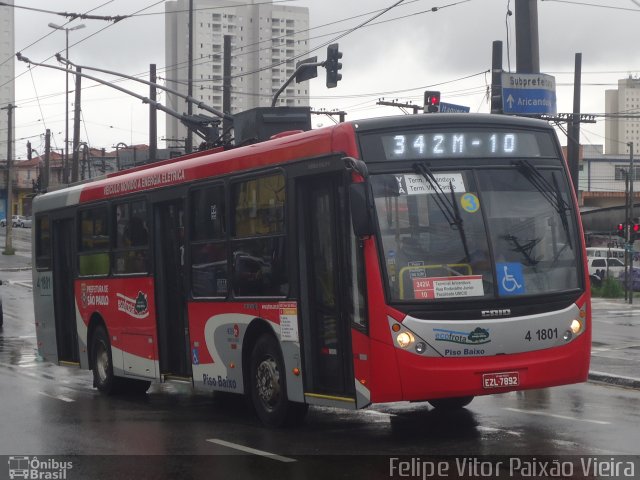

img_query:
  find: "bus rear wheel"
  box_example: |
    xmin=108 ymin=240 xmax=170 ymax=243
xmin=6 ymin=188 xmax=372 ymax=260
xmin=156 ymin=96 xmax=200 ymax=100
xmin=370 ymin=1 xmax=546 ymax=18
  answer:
xmin=92 ymin=325 xmax=121 ymax=395
xmin=428 ymin=396 xmax=474 ymax=410
xmin=249 ymin=334 xmax=307 ymax=427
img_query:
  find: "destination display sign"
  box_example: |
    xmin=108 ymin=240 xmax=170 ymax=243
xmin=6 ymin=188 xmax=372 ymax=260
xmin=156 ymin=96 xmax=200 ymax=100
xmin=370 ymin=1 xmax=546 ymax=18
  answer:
xmin=379 ymin=130 xmax=552 ymax=160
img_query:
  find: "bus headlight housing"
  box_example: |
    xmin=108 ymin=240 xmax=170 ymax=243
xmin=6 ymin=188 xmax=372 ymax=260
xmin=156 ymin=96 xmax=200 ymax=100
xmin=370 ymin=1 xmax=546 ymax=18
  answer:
xmin=389 ymin=319 xmax=431 ymax=355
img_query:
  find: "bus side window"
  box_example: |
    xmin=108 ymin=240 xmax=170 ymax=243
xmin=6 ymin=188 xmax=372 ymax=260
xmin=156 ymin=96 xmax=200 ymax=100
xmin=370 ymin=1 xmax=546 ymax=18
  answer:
xmin=78 ymin=206 xmax=110 ymax=276
xmin=190 ymin=185 xmax=228 ymax=297
xmin=113 ymin=200 xmax=150 ymax=275
xmin=231 ymin=174 xmax=288 ymax=297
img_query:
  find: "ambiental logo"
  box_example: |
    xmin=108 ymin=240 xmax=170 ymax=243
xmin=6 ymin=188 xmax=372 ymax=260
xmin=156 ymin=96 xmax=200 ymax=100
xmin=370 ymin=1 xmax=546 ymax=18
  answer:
xmin=117 ymin=291 xmax=149 ymax=319
xmin=8 ymin=456 xmax=73 ymax=479
xmin=434 ymin=327 xmax=491 ymax=345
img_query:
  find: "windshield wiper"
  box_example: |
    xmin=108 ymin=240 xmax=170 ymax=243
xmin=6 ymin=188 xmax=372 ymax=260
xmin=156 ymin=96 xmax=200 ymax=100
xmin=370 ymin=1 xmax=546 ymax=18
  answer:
xmin=413 ymin=163 xmax=471 ymax=263
xmin=503 ymin=234 xmax=541 ymax=266
xmin=516 ymin=160 xmax=573 ymax=251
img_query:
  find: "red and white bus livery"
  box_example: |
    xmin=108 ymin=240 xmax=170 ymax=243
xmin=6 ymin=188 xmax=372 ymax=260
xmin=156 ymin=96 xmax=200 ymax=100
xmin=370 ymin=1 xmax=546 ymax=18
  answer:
xmin=32 ymin=113 xmax=590 ymax=426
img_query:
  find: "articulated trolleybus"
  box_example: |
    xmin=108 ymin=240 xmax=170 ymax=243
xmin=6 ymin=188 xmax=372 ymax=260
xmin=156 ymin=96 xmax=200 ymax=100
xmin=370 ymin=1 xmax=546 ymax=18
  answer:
xmin=32 ymin=113 xmax=590 ymax=427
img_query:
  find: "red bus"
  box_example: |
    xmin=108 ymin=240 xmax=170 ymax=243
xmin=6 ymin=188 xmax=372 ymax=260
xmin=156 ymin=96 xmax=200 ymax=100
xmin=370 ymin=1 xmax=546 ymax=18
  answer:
xmin=32 ymin=113 xmax=590 ymax=427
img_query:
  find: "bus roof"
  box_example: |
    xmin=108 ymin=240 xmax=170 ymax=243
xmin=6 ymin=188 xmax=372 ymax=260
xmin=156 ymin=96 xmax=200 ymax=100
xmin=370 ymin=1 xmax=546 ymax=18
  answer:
xmin=32 ymin=113 xmax=555 ymax=213
xmin=33 ymin=121 xmax=358 ymax=212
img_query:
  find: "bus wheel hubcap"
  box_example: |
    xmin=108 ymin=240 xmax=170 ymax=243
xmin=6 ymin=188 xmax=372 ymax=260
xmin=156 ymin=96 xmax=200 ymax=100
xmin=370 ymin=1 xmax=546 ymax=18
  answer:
xmin=96 ymin=344 xmax=109 ymax=382
xmin=256 ymin=357 xmax=280 ymax=409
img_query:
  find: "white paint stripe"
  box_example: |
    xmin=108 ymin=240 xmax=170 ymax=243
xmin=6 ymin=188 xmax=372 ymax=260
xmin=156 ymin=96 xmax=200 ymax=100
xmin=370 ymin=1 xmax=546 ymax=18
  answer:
xmin=477 ymin=426 xmax=523 ymax=437
xmin=363 ymin=410 xmax=394 ymax=417
xmin=504 ymin=407 xmax=610 ymax=425
xmin=589 ymin=371 xmax=640 ymax=382
xmin=38 ymin=391 xmax=75 ymax=403
xmin=206 ymin=439 xmax=296 ymax=463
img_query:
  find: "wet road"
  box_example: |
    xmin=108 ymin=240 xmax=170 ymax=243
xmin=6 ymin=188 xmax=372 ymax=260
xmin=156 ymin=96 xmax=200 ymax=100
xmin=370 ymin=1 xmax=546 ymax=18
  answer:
xmin=0 ymin=274 xmax=639 ymax=479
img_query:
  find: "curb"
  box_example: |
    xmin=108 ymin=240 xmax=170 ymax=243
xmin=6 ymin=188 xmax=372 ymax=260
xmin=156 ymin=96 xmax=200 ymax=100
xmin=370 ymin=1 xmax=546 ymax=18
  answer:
xmin=588 ymin=371 xmax=640 ymax=390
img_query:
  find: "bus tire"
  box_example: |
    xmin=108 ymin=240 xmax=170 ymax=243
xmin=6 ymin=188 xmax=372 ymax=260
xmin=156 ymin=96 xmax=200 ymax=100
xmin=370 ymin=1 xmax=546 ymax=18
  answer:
xmin=428 ymin=396 xmax=474 ymax=410
xmin=91 ymin=325 xmax=121 ymax=395
xmin=249 ymin=334 xmax=307 ymax=427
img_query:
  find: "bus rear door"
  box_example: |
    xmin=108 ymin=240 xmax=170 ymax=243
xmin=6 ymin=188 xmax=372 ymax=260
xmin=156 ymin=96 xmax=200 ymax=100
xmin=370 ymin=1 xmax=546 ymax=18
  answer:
xmin=154 ymin=200 xmax=192 ymax=379
xmin=51 ymin=217 xmax=80 ymax=365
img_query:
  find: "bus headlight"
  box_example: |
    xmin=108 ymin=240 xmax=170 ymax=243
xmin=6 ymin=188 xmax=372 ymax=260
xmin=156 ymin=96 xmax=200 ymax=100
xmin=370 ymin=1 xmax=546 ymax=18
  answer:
xmin=396 ymin=332 xmax=414 ymax=349
xmin=570 ymin=319 xmax=582 ymax=334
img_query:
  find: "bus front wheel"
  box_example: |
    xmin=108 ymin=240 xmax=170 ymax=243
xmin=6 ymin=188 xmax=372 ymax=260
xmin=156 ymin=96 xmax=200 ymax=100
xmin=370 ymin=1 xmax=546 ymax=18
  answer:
xmin=249 ymin=334 xmax=307 ymax=427
xmin=428 ymin=396 xmax=474 ymax=410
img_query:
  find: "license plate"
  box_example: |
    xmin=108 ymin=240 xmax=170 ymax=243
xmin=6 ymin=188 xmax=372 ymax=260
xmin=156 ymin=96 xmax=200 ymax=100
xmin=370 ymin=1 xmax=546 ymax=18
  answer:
xmin=482 ymin=371 xmax=520 ymax=389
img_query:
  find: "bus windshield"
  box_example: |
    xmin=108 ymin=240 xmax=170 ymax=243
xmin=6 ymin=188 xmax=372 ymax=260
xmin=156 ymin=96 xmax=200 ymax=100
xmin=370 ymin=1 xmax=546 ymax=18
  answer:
xmin=371 ymin=165 xmax=580 ymax=302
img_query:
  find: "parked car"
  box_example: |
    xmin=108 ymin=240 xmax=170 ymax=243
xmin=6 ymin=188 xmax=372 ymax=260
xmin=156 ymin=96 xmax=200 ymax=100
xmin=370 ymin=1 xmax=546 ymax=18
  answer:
xmin=0 ymin=215 xmax=21 ymax=227
xmin=12 ymin=215 xmax=28 ymax=227
xmin=18 ymin=216 xmax=32 ymax=228
xmin=588 ymin=257 xmax=625 ymax=280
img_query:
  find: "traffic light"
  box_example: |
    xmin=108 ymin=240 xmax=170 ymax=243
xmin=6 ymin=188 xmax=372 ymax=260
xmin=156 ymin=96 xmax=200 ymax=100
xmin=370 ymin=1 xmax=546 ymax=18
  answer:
xmin=632 ymin=223 xmax=640 ymax=242
xmin=424 ymin=90 xmax=441 ymax=113
xmin=616 ymin=223 xmax=626 ymax=238
xmin=325 ymin=43 xmax=343 ymax=88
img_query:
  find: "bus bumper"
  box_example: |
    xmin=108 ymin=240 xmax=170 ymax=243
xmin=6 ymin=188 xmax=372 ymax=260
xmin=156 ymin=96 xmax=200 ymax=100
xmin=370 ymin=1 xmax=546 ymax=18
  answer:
xmin=388 ymin=331 xmax=591 ymax=402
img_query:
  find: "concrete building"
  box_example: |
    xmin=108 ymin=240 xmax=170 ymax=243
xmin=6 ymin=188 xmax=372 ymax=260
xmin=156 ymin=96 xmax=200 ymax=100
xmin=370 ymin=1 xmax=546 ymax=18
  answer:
xmin=164 ymin=0 xmax=310 ymax=150
xmin=605 ymin=77 xmax=640 ymax=155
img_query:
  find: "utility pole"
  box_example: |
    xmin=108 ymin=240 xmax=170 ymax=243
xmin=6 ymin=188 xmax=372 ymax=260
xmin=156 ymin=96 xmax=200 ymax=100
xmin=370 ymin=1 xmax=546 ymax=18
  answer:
xmin=567 ymin=53 xmax=582 ymax=195
xmin=149 ymin=64 xmax=157 ymax=163
xmin=48 ymin=23 xmax=85 ymax=183
xmin=44 ymin=129 xmax=51 ymax=191
xmin=515 ymin=0 xmax=540 ymax=73
xmin=376 ymin=99 xmax=421 ymax=114
xmin=223 ymin=35 xmax=232 ymax=143
xmin=2 ymin=103 xmax=16 ymax=255
xmin=491 ymin=40 xmax=503 ymax=114
xmin=186 ymin=0 xmax=194 ymax=153
xmin=628 ymin=142 xmax=635 ymax=304
xmin=71 ymin=66 xmax=82 ymax=182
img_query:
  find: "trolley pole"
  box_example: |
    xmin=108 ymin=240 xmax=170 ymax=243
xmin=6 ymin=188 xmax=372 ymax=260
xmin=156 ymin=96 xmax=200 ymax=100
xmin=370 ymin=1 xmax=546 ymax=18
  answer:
xmin=2 ymin=103 xmax=16 ymax=255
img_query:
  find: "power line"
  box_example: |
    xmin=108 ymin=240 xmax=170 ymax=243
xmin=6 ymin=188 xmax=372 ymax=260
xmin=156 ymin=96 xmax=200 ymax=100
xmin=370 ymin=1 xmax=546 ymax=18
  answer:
xmin=541 ymin=0 xmax=640 ymax=13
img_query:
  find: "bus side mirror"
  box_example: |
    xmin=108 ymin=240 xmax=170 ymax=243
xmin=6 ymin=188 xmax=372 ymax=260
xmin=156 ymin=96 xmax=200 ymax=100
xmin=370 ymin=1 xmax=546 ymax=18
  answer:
xmin=349 ymin=182 xmax=374 ymax=237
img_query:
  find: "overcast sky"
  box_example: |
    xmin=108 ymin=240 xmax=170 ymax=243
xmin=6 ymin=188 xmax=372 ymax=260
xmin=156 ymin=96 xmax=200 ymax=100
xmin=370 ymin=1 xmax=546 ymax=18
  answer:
xmin=6 ymin=0 xmax=640 ymax=159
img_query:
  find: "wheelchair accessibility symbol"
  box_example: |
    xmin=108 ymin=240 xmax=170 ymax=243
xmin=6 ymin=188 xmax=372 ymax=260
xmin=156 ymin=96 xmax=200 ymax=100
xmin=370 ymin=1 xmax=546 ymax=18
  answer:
xmin=497 ymin=262 xmax=525 ymax=295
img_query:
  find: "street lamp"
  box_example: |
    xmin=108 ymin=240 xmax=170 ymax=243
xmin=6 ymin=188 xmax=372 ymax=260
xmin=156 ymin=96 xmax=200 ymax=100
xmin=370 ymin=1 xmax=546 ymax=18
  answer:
xmin=114 ymin=142 xmax=128 ymax=171
xmin=48 ymin=22 xmax=85 ymax=184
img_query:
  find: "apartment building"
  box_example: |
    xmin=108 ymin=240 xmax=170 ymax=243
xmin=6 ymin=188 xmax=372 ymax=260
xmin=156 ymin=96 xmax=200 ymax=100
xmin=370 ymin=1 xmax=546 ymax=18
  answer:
xmin=605 ymin=76 xmax=640 ymax=155
xmin=165 ymin=0 xmax=310 ymax=149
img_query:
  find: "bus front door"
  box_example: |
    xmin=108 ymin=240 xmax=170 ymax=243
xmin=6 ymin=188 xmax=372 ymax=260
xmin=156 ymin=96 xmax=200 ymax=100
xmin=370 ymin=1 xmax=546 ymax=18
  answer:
xmin=154 ymin=200 xmax=192 ymax=379
xmin=297 ymin=173 xmax=355 ymax=405
xmin=52 ymin=218 xmax=80 ymax=364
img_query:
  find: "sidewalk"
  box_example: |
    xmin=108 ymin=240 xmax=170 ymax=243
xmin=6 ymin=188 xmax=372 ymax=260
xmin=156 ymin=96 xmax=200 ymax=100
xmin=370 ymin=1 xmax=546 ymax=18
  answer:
xmin=589 ymin=296 xmax=640 ymax=390
xmin=0 ymin=251 xmax=32 ymax=271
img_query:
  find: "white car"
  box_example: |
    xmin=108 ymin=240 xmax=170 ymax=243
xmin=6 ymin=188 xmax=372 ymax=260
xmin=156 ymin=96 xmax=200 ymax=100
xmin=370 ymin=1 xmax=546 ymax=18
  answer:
xmin=18 ymin=216 xmax=32 ymax=228
xmin=0 ymin=215 xmax=21 ymax=227
xmin=588 ymin=257 xmax=625 ymax=280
